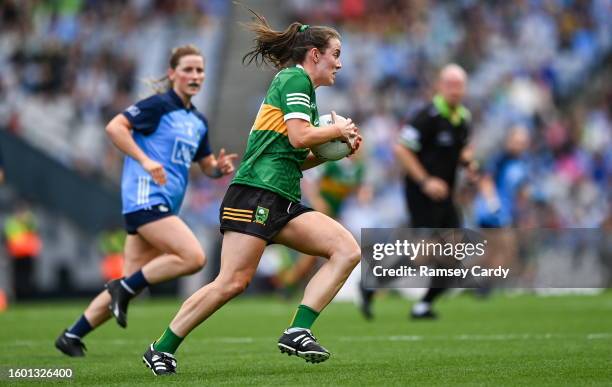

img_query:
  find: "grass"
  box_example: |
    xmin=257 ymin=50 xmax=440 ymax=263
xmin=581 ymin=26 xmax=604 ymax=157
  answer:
xmin=0 ymin=292 xmax=611 ymax=386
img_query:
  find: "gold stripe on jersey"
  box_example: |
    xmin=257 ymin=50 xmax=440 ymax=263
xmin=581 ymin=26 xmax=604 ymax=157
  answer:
xmin=252 ymin=104 xmax=287 ymax=135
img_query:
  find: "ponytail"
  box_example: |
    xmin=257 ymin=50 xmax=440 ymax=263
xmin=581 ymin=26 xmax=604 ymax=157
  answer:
xmin=242 ymin=8 xmax=340 ymax=69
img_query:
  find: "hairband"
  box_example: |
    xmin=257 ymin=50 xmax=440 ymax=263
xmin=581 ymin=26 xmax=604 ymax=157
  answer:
xmin=299 ymin=24 xmax=310 ymax=32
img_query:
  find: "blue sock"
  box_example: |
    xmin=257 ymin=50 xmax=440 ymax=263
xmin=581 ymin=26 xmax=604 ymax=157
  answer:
xmin=121 ymin=270 xmax=149 ymax=295
xmin=67 ymin=315 xmax=93 ymax=338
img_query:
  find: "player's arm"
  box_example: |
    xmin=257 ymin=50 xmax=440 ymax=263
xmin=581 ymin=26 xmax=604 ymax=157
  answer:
xmin=478 ymin=175 xmax=501 ymax=212
xmin=460 ymin=144 xmax=479 ymax=170
xmin=393 ymin=144 xmax=429 ymax=186
xmin=197 ymin=148 xmax=238 ymax=178
xmin=286 ymin=112 xmax=357 ymax=149
xmin=281 ymin=75 xmax=358 ymax=149
xmin=192 ymin=116 xmax=238 ymax=178
xmin=300 ymin=151 xmax=326 ymax=171
xmin=105 ymin=114 xmax=167 ymax=185
xmin=394 ymin=120 xmax=448 ymax=201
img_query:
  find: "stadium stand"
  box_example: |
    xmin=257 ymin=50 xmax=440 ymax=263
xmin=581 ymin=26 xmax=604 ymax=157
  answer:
xmin=0 ymin=0 xmax=609 ymax=296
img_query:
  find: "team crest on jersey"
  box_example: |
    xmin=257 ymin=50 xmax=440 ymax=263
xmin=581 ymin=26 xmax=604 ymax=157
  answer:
xmin=171 ymin=138 xmax=198 ymax=167
xmin=172 ymin=120 xmax=199 ymax=138
xmin=436 ymin=131 xmax=454 ymax=146
xmin=126 ymin=105 xmax=141 ymax=116
xmin=255 ymin=206 xmax=269 ymax=225
xmin=184 ymin=121 xmax=195 ymax=137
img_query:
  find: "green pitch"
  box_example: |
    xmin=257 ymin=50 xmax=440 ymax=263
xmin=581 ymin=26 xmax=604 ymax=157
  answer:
xmin=1 ymin=292 xmax=611 ymax=386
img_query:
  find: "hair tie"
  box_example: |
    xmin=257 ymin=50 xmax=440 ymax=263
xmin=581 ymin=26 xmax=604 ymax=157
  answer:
xmin=299 ymin=24 xmax=310 ymax=32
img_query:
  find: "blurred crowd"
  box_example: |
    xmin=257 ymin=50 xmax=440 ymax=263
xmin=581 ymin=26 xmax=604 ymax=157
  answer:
xmin=287 ymin=0 xmax=611 ymax=229
xmin=0 ymin=0 xmax=228 ymax=180
xmin=0 ymin=1 xmax=610 ymax=296
xmin=2 ymin=0 xmax=608 ymax=231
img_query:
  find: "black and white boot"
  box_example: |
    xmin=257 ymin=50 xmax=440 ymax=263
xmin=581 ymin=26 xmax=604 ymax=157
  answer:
xmin=55 ymin=330 xmax=86 ymax=357
xmin=278 ymin=329 xmax=330 ymax=364
xmin=142 ymin=343 xmax=177 ymax=376
xmin=106 ymin=279 xmax=133 ymax=328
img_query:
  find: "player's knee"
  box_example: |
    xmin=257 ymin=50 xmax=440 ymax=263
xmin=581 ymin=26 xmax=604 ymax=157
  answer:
xmin=221 ymin=276 xmax=250 ymax=299
xmin=336 ymin=239 xmax=361 ymax=268
xmin=227 ymin=279 xmax=249 ymax=298
xmin=183 ymin=250 xmax=206 ymax=274
xmin=346 ymin=245 xmax=361 ymax=268
xmin=193 ymin=251 xmax=207 ymax=271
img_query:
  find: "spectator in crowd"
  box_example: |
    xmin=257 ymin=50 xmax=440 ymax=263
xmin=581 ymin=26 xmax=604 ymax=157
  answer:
xmin=3 ymin=202 xmax=42 ymax=300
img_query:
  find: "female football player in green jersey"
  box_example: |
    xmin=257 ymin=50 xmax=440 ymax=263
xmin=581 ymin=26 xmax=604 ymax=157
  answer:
xmin=143 ymin=11 xmax=363 ymax=375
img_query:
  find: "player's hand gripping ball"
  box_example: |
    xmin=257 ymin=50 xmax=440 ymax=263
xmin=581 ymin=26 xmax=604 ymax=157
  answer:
xmin=312 ymin=113 xmax=352 ymax=161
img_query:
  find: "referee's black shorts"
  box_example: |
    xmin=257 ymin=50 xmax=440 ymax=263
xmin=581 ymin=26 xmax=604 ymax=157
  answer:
xmin=219 ymin=184 xmax=313 ymax=243
xmin=405 ymin=187 xmax=460 ymax=228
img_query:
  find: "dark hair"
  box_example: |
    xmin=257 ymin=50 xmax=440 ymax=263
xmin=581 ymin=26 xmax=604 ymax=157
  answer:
xmin=242 ymin=9 xmax=340 ymax=69
xmin=148 ymin=44 xmax=203 ymax=93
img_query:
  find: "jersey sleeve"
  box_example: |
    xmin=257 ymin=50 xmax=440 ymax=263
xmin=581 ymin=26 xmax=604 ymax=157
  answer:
xmin=193 ymin=113 xmax=212 ymax=161
xmin=398 ymin=110 xmax=429 ymax=152
xmin=122 ymin=95 xmax=166 ymax=135
xmin=280 ymin=75 xmax=312 ymax=123
xmin=193 ymin=130 xmax=212 ymax=161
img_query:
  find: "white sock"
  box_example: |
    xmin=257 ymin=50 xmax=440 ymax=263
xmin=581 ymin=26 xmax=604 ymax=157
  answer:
xmin=286 ymin=327 xmax=309 ymax=334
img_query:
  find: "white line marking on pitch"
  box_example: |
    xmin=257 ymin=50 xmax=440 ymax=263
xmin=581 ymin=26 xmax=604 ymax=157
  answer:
xmin=586 ymin=333 xmax=612 ymax=339
xmin=337 ymin=333 xmax=612 ymax=342
xmin=7 ymin=333 xmax=612 ymax=348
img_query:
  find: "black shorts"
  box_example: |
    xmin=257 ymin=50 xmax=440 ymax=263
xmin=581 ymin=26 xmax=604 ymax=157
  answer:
xmin=405 ymin=187 xmax=460 ymax=228
xmin=219 ymin=184 xmax=313 ymax=243
xmin=124 ymin=204 xmax=174 ymax=235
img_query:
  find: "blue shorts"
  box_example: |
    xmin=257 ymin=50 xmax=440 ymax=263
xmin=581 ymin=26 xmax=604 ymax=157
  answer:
xmin=124 ymin=204 xmax=174 ymax=235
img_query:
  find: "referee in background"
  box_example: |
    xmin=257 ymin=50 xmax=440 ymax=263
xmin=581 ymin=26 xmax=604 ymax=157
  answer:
xmin=360 ymin=64 xmax=476 ymax=319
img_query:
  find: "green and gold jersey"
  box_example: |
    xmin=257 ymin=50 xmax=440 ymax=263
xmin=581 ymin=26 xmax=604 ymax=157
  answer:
xmin=233 ymin=65 xmax=319 ymax=202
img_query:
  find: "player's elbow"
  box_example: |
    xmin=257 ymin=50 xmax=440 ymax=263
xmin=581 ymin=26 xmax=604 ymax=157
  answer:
xmin=288 ymin=134 xmax=307 ymax=149
xmin=393 ymin=143 xmax=407 ymax=157
xmin=105 ymin=122 xmax=121 ymax=139
xmin=105 ymin=115 xmax=130 ymax=138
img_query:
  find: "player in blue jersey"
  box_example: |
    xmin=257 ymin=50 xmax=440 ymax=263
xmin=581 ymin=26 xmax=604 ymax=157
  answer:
xmin=55 ymin=44 xmax=237 ymax=357
xmin=475 ymin=125 xmax=531 ymax=228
